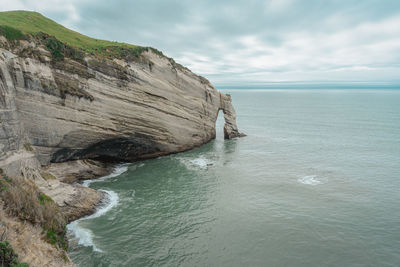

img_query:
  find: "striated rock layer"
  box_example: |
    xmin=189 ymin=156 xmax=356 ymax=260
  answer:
xmin=0 ymin=37 xmax=243 ymax=165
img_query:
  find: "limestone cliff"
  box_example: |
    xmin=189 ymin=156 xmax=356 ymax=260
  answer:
xmin=0 ymin=11 xmax=243 ymax=266
xmin=0 ymin=35 xmax=243 ymax=166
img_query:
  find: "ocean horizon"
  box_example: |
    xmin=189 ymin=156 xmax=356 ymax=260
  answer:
xmin=216 ymin=83 xmax=400 ymax=90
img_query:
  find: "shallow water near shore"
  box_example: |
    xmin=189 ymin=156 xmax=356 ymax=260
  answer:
xmin=68 ymin=89 xmax=400 ymax=266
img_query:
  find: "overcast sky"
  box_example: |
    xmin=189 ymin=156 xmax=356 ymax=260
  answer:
xmin=1 ymin=0 xmax=400 ymax=85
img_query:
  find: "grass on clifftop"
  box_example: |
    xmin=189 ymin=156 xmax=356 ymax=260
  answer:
xmin=0 ymin=10 xmax=158 ymax=59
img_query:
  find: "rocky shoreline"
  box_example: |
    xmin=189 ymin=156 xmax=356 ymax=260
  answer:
xmin=43 ymin=159 xmax=114 ymax=223
xmin=2 ymin=140 xmax=243 ymax=266
xmin=0 ymin=158 xmax=115 ymax=266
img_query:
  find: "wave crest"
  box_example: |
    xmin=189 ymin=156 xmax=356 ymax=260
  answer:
xmin=67 ymin=164 xmax=128 ymax=252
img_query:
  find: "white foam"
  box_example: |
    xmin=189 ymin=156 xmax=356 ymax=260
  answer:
xmin=189 ymin=158 xmax=209 ymax=168
xmin=67 ymin=220 xmax=101 ymax=252
xmin=298 ymin=175 xmax=323 ymax=185
xmin=67 ymin=164 xmax=128 ymax=252
xmin=67 ymin=190 xmax=118 ymax=252
xmin=179 ymin=156 xmax=214 ymax=169
xmin=83 ymin=164 xmax=129 ymax=187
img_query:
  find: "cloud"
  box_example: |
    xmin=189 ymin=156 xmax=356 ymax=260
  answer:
xmin=0 ymin=0 xmax=83 ymax=27
xmin=1 ymin=0 xmax=400 ymax=85
xmin=265 ymin=0 xmax=296 ymax=12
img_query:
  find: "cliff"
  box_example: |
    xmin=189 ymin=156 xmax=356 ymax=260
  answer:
xmin=0 ymin=10 xmax=243 ymax=266
xmin=0 ymin=11 xmax=243 ymax=166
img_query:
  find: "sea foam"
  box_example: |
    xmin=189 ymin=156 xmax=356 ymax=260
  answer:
xmin=298 ymin=175 xmax=323 ymax=185
xmin=83 ymin=164 xmax=129 ymax=187
xmin=67 ymin=164 xmax=128 ymax=252
xmin=179 ymin=156 xmax=214 ymax=170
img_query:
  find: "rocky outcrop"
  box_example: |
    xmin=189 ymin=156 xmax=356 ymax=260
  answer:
xmin=45 ymin=159 xmax=113 ymax=184
xmin=0 ymin=37 xmax=243 ymax=166
xmin=36 ymin=171 xmax=104 ymax=223
xmin=219 ymin=93 xmax=246 ymax=139
xmin=0 ymin=151 xmax=104 ymax=222
xmin=0 ymin=151 xmax=104 ymax=266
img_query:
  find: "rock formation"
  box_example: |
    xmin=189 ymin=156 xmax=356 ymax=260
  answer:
xmin=0 ymin=37 xmax=243 ymax=166
xmin=0 ymin=11 xmax=244 ymax=266
xmin=219 ymin=93 xmax=246 ymax=139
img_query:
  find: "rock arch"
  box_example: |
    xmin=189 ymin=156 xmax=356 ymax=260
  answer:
xmin=218 ymin=93 xmax=246 ymax=139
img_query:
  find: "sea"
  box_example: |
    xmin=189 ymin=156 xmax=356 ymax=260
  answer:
xmin=67 ymin=88 xmax=400 ymax=267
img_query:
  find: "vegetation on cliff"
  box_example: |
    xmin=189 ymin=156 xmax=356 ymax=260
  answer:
xmin=0 ymin=10 xmax=160 ymax=60
xmin=0 ymin=240 xmax=28 ymax=267
xmin=0 ymin=10 xmax=190 ymax=102
xmin=0 ymin=170 xmax=68 ymax=251
xmin=0 ymin=10 xmax=187 ymax=74
xmin=0 ymin=25 xmax=25 ymax=41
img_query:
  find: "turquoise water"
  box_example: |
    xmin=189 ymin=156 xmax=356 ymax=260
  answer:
xmin=68 ymin=89 xmax=400 ymax=266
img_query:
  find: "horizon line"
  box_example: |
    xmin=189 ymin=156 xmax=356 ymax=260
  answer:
xmin=215 ymin=81 xmax=400 ymax=89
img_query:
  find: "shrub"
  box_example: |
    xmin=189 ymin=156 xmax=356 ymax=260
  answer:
xmin=61 ymin=251 xmax=68 ymax=262
xmin=0 ymin=179 xmax=7 ymax=192
xmin=0 ymin=241 xmax=29 ymax=267
xmin=38 ymin=33 xmax=86 ymax=64
xmin=0 ymin=171 xmax=10 ymax=193
xmin=45 ymin=36 xmax=64 ymax=61
xmin=0 ymin=175 xmax=67 ymax=250
xmin=38 ymin=192 xmax=52 ymax=205
xmin=99 ymin=45 xmax=148 ymax=61
xmin=64 ymin=46 xmax=85 ymax=64
xmin=23 ymin=143 xmax=33 ymax=152
xmin=0 ymin=25 xmax=24 ymax=41
xmin=43 ymin=225 xmax=68 ymax=250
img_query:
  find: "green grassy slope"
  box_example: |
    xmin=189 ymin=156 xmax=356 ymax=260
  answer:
xmin=0 ymin=10 xmax=152 ymax=57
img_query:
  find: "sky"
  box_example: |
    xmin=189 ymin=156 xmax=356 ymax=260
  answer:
xmin=1 ymin=0 xmax=400 ymax=86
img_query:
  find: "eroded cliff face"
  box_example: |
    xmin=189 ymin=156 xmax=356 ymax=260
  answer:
xmin=0 ymin=15 xmax=245 ymax=266
xmin=0 ymin=37 xmax=243 ymax=165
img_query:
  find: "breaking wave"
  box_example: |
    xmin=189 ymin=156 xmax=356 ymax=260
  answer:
xmin=67 ymin=164 xmax=128 ymax=252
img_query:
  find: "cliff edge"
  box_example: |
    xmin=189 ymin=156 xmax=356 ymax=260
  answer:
xmin=0 ymin=10 xmax=243 ymax=266
xmin=0 ymin=11 xmax=243 ymax=166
